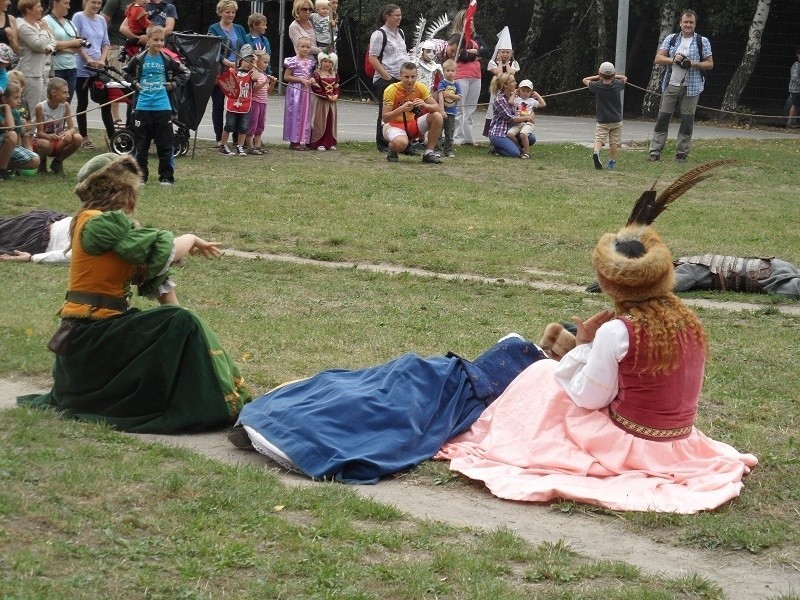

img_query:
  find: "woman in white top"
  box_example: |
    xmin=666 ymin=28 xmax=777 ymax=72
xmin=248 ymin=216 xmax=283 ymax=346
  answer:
xmin=16 ymin=0 xmax=56 ymax=107
xmin=288 ymin=0 xmax=320 ymax=55
xmin=72 ymin=0 xmax=112 ymax=149
xmin=43 ymin=0 xmax=84 ymax=102
xmin=367 ymin=3 xmax=407 ymax=152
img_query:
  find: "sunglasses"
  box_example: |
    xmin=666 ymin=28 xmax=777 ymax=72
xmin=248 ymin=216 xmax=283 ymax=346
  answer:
xmin=300 ymin=7 xmax=312 ymax=11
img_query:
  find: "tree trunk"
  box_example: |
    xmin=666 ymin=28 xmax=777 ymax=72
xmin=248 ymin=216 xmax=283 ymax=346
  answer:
xmin=595 ymin=0 xmax=606 ymax=62
xmin=516 ymin=0 xmax=543 ymax=69
xmin=642 ymin=1 xmax=680 ymax=118
xmin=720 ymin=0 xmax=772 ymax=115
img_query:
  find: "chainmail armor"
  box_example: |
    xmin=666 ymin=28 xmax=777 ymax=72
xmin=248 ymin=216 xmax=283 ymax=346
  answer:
xmin=676 ymin=255 xmax=772 ymax=293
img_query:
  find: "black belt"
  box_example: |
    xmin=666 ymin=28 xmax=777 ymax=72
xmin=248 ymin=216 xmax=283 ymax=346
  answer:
xmin=65 ymin=291 xmax=129 ymax=312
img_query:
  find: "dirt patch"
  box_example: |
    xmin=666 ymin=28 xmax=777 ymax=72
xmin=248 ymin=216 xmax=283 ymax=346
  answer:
xmin=3 ymin=375 xmax=798 ymax=599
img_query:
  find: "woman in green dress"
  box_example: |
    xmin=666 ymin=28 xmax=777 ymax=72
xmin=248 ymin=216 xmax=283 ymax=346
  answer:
xmin=19 ymin=153 xmax=251 ymax=433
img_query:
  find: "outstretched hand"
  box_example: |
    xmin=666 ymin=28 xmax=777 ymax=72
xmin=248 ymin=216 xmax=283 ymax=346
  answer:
xmin=191 ymin=238 xmax=222 ymax=259
xmin=173 ymin=234 xmax=222 ymax=262
xmin=571 ymin=310 xmax=615 ymax=345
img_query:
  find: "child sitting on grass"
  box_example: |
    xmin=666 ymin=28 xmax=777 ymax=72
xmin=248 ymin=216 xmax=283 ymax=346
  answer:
xmin=34 ymin=77 xmax=83 ymax=176
xmin=0 ymin=81 xmax=41 ymax=180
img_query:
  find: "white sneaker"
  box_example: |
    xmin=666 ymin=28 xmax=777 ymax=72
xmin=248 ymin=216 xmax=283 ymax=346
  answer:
xmin=329 ymin=146 xmax=337 ymax=151
xmin=236 ymin=145 xmax=247 ymax=156
xmin=219 ymin=144 xmax=232 ymax=156
xmin=317 ymin=146 xmax=326 ymax=151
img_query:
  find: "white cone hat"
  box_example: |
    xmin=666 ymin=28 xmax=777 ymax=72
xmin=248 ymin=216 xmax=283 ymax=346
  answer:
xmin=491 ymin=26 xmax=513 ymax=62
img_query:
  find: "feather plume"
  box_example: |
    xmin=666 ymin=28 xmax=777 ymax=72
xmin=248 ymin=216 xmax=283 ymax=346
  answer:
xmin=626 ymin=159 xmax=737 ymax=226
xmin=424 ymin=13 xmax=451 ymax=40
xmin=412 ymin=15 xmax=426 ymax=51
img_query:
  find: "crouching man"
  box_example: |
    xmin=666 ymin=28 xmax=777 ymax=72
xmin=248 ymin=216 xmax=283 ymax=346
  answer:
xmin=382 ymin=61 xmax=444 ymax=164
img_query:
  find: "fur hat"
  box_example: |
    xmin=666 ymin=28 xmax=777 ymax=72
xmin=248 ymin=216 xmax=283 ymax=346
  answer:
xmin=318 ymin=51 xmax=338 ymax=69
xmin=590 ymin=160 xmax=736 ymax=305
xmin=592 ymin=225 xmax=675 ymax=304
xmin=74 ymin=154 xmax=142 ymax=204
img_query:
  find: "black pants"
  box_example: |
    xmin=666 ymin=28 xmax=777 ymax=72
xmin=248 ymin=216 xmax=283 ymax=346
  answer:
xmin=134 ymin=110 xmax=174 ymax=183
xmin=75 ymin=76 xmax=115 ymax=139
xmin=211 ymin=86 xmax=238 ymax=145
xmin=373 ymin=76 xmax=397 ymax=151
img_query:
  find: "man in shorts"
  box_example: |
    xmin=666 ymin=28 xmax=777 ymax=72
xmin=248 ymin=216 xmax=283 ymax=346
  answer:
xmin=381 ymin=62 xmax=444 ymax=164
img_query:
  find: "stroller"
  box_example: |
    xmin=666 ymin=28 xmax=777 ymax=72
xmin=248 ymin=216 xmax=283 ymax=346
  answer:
xmin=86 ymin=64 xmax=191 ymax=158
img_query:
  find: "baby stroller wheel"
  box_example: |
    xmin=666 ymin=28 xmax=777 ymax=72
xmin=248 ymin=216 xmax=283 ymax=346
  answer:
xmin=110 ymin=129 xmax=135 ymax=155
xmin=172 ymin=135 xmax=189 ymax=158
xmin=173 ymin=127 xmax=190 ymax=157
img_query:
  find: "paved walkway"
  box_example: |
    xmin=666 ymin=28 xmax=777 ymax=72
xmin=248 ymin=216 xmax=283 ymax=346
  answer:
xmin=84 ymin=94 xmax=798 ymax=147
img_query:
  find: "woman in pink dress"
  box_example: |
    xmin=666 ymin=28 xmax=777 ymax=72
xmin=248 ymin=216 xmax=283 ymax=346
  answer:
xmin=282 ymin=36 xmax=315 ymax=150
xmin=437 ymin=163 xmax=757 ymax=514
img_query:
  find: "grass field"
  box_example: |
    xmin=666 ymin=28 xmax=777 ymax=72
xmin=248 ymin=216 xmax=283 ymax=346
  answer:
xmin=1 ymin=138 xmax=799 ymax=598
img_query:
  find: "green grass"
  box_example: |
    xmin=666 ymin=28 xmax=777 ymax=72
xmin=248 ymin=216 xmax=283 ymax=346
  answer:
xmin=0 ymin=409 xmax=727 ymax=599
xmin=1 ymin=138 xmax=799 ymax=596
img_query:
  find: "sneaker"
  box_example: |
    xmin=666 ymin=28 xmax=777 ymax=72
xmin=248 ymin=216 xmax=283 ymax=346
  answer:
xmin=402 ymin=147 xmax=419 ymax=156
xmin=329 ymin=146 xmax=337 ymax=151
xmin=648 ymin=152 xmax=661 ymax=162
xmin=593 ymin=153 xmax=603 ymax=170
xmin=0 ymin=169 xmax=9 ymax=180
xmin=219 ymin=144 xmax=232 ymax=156
xmin=386 ymin=150 xmax=399 ymax=163
xmin=422 ymin=152 xmax=442 ymax=164
xmin=50 ymin=160 xmax=64 ymax=175
xmin=159 ymin=178 xmax=175 ymax=186
xmin=675 ymin=153 xmax=687 ymax=163
xmin=607 ymin=159 xmax=616 ymax=170
xmin=236 ymin=145 xmax=247 ymax=156
xmin=38 ymin=158 xmax=48 ymax=174
xmin=317 ymin=146 xmax=326 ymax=151
xmin=445 ymin=151 xmax=455 ymax=158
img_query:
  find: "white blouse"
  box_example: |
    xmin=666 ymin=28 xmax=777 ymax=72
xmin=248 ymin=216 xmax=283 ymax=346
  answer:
xmin=554 ymin=319 xmax=629 ymax=410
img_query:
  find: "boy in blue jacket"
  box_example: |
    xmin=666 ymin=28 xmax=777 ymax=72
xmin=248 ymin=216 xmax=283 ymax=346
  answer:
xmin=123 ymin=25 xmax=189 ymax=185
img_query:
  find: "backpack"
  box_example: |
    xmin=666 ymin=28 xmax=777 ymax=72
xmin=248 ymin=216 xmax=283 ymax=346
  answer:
xmin=364 ymin=28 xmax=404 ymax=78
xmin=662 ymin=32 xmax=708 ymax=87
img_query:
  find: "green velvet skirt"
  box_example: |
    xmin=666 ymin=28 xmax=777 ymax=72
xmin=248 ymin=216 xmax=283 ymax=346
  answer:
xmin=19 ymin=305 xmax=251 ymax=433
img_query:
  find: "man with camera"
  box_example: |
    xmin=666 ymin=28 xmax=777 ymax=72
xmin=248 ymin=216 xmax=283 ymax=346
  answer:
xmin=381 ymin=61 xmax=444 ymax=164
xmin=648 ymin=9 xmax=713 ymax=163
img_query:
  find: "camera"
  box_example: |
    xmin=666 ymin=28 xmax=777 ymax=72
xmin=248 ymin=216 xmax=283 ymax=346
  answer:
xmin=411 ymin=105 xmax=424 ymax=118
xmin=675 ymin=56 xmax=691 ymax=70
xmin=78 ymin=37 xmax=92 ymax=48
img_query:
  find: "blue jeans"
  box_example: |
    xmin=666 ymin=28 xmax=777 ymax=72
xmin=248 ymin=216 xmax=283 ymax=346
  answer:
xmin=489 ymin=133 xmax=536 ymax=157
xmin=54 ymin=68 xmax=77 ymax=104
